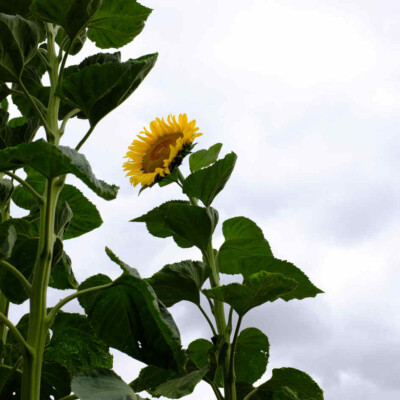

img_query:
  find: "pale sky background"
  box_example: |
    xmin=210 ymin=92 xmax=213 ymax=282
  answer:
xmin=8 ymin=1 xmax=400 ymax=399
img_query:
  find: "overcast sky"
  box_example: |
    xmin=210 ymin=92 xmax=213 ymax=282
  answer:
xmin=9 ymin=1 xmax=400 ymax=399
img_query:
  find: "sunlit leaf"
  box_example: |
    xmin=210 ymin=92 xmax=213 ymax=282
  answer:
xmin=189 ymin=143 xmax=222 ymax=173
xmin=218 ymin=217 xmax=273 ymax=274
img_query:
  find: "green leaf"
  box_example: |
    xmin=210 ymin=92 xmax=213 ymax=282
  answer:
xmin=45 ymin=312 xmax=113 ymax=376
xmin=0 ymin=221 xmax=16 ymax=258
xmin=0 ymin=178 xmax=13 ymax=209
xmin=41 ymin=361 xmax=71 ymax=400
xmin=187 ymin=339 xmax=213 ymax=369
xmin=79 ymin=272 xmax=186 ymax=371
xmin=87 ymin=0 xmax=152 ymax=49
xmin=238 ymin=256 xmax=323 ymax=301
xmin=0 ymin=139 xmax=119 ymax=200
xmin=55 ymin=27 xmax=87 ymax=56
xmin=105 ymin=246 xmax=140 ymax=277
xmin=0 ymin=13 xmax=40 ymax=82
xmin=218 ymin=217 xmax=273 ymax=275
xmin=131 ymin=365 xmax=208 ymax=399
xmin=189 ymin=143 xmax=223 ymax=173
xmin=50 ymin=239 xmax=78 ymax=290
xmin=0 ymin=364 xmax=21 ymax=399
xmin=203 ymin=271 xmax=297 ymax=316
xmin=60 ymin=185 xmax=103 ymax=239
xmin=30 ymin=0 xmax=101 ymax=40
xmin=183 ymin=152 xmax=237 ymax=207
xmin=252 ymin=367 xmax=324 ymax=400
xmin=0 ymin=109 xmax=39 ymax=150
xmin=55 ymin=200 xmax=73 ymax=238
xmin=159 ymin=168 xmax=179 ymax=187
xmin=147 ymin=260 xmax=210 ymax=307
xmin=72 ymin=368 xmax=136 ymax=400
xmin=235 ymin=328 xmax=269 ymax=384
xmin=0 ymin=234 xmax=36 ymax=304
xmin=0 ymin=0 xmax=32 ymax=17
xmin=58 ymin=54 xmax=158 ymax=126
xmin=133 ymin=201 xmax=218 ymax=253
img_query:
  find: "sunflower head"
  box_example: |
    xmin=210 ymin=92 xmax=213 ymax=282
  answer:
xmin=123 ymin=114 xmax=202 ymax=188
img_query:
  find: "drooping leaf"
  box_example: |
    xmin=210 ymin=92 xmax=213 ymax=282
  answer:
xmin=0 ymin=0 xmax=32 ymax=17
xmin=105 ymin=246 xmax=140 ymax=277
xmin=0 ymin=13 xmax=40 ymax=82
xmin=45 ymin=312 xmax=113 ymax=376
xmin=79 ymin=272 xmax=186 ymax=371
xmin=238 ymin=256 xmax=323 ymax=301
xmin=0 ymin=221 xmax=16 ymax=258
xmin=41 ymin=361 xmax=71 ymax=400
xmin=58 ymin=54 xmax=158 ymax=126
xmin=203 ymin=271 xmax=297 ymax=316
xmin=30 ymin=0 xmax=101 ymax=40
xmin=251 ymin=367 xmax=324 ymax=400
xmin=87 ymin=0 xmax=152 ymax=49
xmin=235 ymin=328 xmax=269 ymax=384
xmin=130 ymin=365 xmax=208 ymax=399
xmin=147 ymin=260 xmax=210 ymax=307
xmin=0 ymin=139 xmax=118 ymax=200
xmin=50 ymin=239 xmax=78 ymax=290
xmin=133 ymin=201 xmax=218 ymax=253
xmin=189 ymin=143 xmax=223 ymax=173
xmin=55 ymin=27 xmax=87 ymax=56
xmin=55 ymin=200 xmax=73 ymax=238
xmin=0 ymin=178 xmax=12 ymax=208
xmin=183 ymin=152 xmax=237 ymax=206
xmin=72 ymin=368 xmax=136 ymax=400
xmin=0 ymin=234 xmax=37 ymax=304
xmin=0 ymin=109 xmax=39 ymax=150
xmin=218 ymin=217 xmax=273 ymax=274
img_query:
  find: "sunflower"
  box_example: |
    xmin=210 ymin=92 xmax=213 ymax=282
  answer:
xmin=123 ymin=114 xmax=202 ymax=187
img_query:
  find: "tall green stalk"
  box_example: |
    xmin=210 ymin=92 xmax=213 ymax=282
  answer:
xmin=20 ymin=23 xmax=65 ymax=400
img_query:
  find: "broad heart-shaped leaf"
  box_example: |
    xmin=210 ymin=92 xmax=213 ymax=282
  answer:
xmin=79 ymin=272 xmax=186 ymax=371
xmin=0 ymin=178 xmax=13 ymax=208
xmin=0 ymin=13 xmax=40 ymax=82
xmin=87 ymin=0 xmax=152 ymax=49
xmin=0 ymin=109 xmax=40 ymax=150
xmin=58 ymin=54 xmax=158 ymax=126
xmin=238 ymin=256 xmax=323 ymax=301
xmin=72 ymin=368 xmax=136 ymax=400
xmin=0 ymin=0 xmax=32 ymax=17
xmin=183 ymin=152 xmax=237 ymax=207
xmin=0 ymin=139 xmax=118 ymax=200
xmin=133 ymin=201 xmax=218 ymax=253
xmin=30 ymin=0 xmax=101 ymax=40
xmin=251 ymin=367 xmax=324 ymax=400
xmin=189 ymin=143 xmax=222 ymax=173
xmin=235 ymin=328 xmax=269 ymax=384
xmin=131 ymin=365 xmax=208 ymax=399
xmin=203 ymin=271 xmax=298 ymax=316
xmin=147 ymin=260 xmax=210 ymax=307
xmin=45 ymin=312 xmax=113 ymax=375
xmin=218 ymin=216 xmax=273 ymax=274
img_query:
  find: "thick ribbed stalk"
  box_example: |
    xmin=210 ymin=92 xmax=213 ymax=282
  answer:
xmin=21 ymin=178 xmax=61 ymax=400
xmin=20 ymin=23 xmax=64 ymax=400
